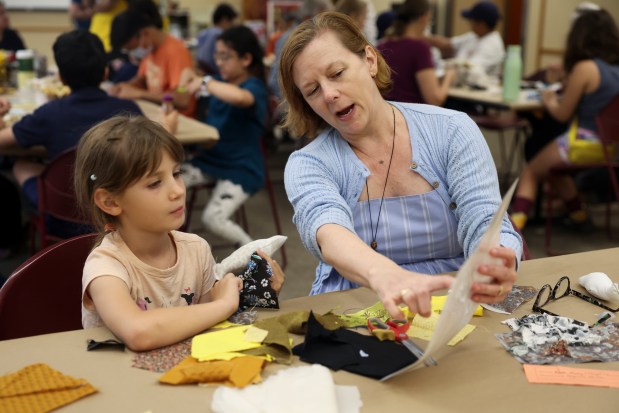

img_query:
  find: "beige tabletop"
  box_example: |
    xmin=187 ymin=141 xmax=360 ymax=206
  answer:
xmin=136 ymin=99 xmax=219 ymax=146
xmin=449 ymin=86 xmax=544 ymax=111
xmin=0 ymin=98 xmax=219 ymax=157
xmin=1 ymin=248 xmax=619 ymax=412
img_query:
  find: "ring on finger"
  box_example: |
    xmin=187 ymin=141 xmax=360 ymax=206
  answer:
xmin=497 ymin=284 xmax=504 ymax=297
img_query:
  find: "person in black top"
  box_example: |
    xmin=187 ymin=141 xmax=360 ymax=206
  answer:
xmin=0 ymin=2 xmax=25 ymax=51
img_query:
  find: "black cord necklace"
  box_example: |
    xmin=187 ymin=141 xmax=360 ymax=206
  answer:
xmin=366 ymin=105 xmax=396 ymax=250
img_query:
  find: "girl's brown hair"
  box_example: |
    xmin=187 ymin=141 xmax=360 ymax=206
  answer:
xmin=278 ymin=11 xmax=392 ymax=138
xmin=564 ymin=9 xmax=619 ymax=73
xmin=74 ymin=115 xmax=184 ymax=234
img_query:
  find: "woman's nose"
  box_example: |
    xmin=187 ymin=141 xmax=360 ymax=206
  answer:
xmin=322 ymin=83 xmax=339 ymax=102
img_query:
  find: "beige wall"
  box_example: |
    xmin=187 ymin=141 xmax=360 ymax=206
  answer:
xmin=524 ymin=0 xmax=619 ymax=75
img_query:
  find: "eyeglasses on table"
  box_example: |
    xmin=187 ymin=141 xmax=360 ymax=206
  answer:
xmin=532 ymin=276 xmax=619 ymax=317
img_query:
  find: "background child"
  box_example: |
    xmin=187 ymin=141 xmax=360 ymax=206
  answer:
xmin=0 ymin=30 xmax=142 ymax=238
xmin=109 ymin=0 xmax=195 ymax=116
xmin=182 ymin=25 xmax=268 ymax=247
xmin=75 ymin=115 xmax=280 ymax=351
xmin=510 ymin=9 xmax=619 ymax=231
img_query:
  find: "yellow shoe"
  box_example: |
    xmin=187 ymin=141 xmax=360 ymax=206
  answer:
xmin=511 ymin=212 xmax=527 ymax=230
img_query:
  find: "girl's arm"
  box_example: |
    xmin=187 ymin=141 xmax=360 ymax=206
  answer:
xmin=87 ymin=273 xmax=242 ymax=351
xmin=542 ymin=60 xmax=599 ymax=122
xmin=416 ymin=67 xmax=456 ymax=106
xmin=187 ymin=76 xmax=255 ymax=108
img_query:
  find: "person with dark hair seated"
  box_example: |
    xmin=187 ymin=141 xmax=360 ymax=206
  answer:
xmin=108 ymin=0 xmax=195 ymax=116
xmin=0 ymin=1 xmax=25 ymax=52
xmin=196 ymin=3 xmax=238 ymax=75
xmin=0 ymin=30 xmax=142 ymax=237
xmin=425 ymin=1 xmax=504 ymax=77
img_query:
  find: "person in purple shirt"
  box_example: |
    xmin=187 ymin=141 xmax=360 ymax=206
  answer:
xmin=377 ymin=0 xmax=454 ymax=105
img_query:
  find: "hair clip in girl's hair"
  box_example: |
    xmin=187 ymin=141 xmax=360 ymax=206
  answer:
xmin=90 ymin=174 xmax=97 ymax=181
xmin=104 ymin=223 xmax=116 ymax=233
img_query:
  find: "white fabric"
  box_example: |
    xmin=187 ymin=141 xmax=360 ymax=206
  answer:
xmin=214 ymin=235 xmax=287 ymax=279
xmin=579 ymin=272 xmax=619 ymax=303
xmin=211 ymin=365 xmax=362 ymax=413
xmin=450 ymin=31 xmax=505 ymax=77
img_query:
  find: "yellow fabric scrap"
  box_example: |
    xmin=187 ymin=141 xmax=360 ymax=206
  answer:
xmin=338 ymin=302 xmax=391 ymax=327
xmin=244 ymin=326 xmax=269 ymax=343
xmin=407 ymin=312 xmax=476 ymax=346
xmin=159 ymin=356 xmax=264 ymax=387
xmin=192 ymin=326 xmax=262 ymax=361
xmin=0 ymin=363 xmax=97 ymax=413
xmin=431 ymin=296 xmax=483 ymax=316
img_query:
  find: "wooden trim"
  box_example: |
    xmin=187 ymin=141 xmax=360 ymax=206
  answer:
xmin=535 ymin=0 xmax=546 ymax=70
xmin=539 ymin=48 xmax=564 ymax=56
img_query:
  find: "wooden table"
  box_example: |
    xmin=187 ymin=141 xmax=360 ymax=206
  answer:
xmin=0 ymin=98 xmax=219 ymax=157
xmin=449 ymin=86 xmax=544 ymax=111
xmin=2 ymin=248 xmax=619 ymax=412
xmin=136 ymin=99 xmax=219 ymax=146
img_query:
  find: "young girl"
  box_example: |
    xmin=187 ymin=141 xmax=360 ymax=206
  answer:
xmin=511 ymin=9 xmax=619 ymax=230
xmin=74 ymin=115 xmax=280 ymax=351
xmin=182 ymin=25 xmax=268 ymax=246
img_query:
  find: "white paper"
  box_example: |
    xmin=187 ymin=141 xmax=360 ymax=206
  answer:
xmin=381 ymin=179 xmax=518 ymax=381
xmin=211 ymin=364 xmax=361 ymax=413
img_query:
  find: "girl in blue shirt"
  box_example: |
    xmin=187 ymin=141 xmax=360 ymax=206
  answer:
xmin=184 ymin=26 xmax=267 ymax=246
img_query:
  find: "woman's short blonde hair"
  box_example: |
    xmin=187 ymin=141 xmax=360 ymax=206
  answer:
xmin=278 ymin=11 xmax=391 ymax=138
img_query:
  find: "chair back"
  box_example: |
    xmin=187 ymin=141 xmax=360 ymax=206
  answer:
xmin=0 ymin=233 xmax=97 ymax=340
xmin=38 ymin=147 xmax=82 ymax=223
xmin=596 ymin=94 xmax=619 ymax=146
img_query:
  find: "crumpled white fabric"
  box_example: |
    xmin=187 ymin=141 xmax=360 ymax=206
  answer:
xmin=502 ymin=314 xmax=601 ymax=348
xmin=211 ymin=365 xmax=362 ymax=413
xmin=578 ymin=272 xmax=619 ymax=304
xmin=214 ymin=235 xmax=287 ymax=279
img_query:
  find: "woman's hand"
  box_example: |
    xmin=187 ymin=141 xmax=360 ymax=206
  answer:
xmin=257 ymin=249 xmax=285 ymax=293
xmin=471 ymin=246 xmax=517 ymax=303
xmin=211 ymin=273 xmax=243 ymax=312
xmin=371 ymin=270 xmax=453 ymax=319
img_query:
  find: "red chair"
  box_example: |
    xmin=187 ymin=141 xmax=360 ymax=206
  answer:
xmin=544 ymin=94 xmax=619 ymax=255
xmin=30 ymin=147 xmax=92 ymax=251
xmin=0 ymin=233 xmax=97 ymax=340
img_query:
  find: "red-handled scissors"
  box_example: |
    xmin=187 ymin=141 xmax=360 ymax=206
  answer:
xmin=367 ymin=318 xmax=437 ymax=366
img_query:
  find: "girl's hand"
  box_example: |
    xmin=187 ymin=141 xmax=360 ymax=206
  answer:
xmin=0 ymin=97 xmax=11 ymax=116
xmin=371 ymin=270 xmax=453 ymax=319
xmin=471 ymin=246 xmax=517 ymax=303
xmin=161 ymin=108 xmax=179 ymax=134
xmin=256 ymin=249 xmax=285 ymax=293
xmin=211 ymin=273 xmax=242 ymax=311
xmin=541 ymin=89 xmax=558 ymax=107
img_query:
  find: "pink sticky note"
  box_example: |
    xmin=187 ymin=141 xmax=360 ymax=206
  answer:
xmin=524 ymin=364 xmax=619 ymax=389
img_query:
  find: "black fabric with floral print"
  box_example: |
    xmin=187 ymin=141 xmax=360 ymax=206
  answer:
xmin=237 ymin=251 xmax=279 ymax=312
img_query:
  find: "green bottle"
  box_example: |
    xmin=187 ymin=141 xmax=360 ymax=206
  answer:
xmin=502 ymin=45 xmax=522 ymax=102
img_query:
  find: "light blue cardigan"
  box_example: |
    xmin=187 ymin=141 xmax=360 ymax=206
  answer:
xmin=284 ymin=102 xmax=522 ymax=290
